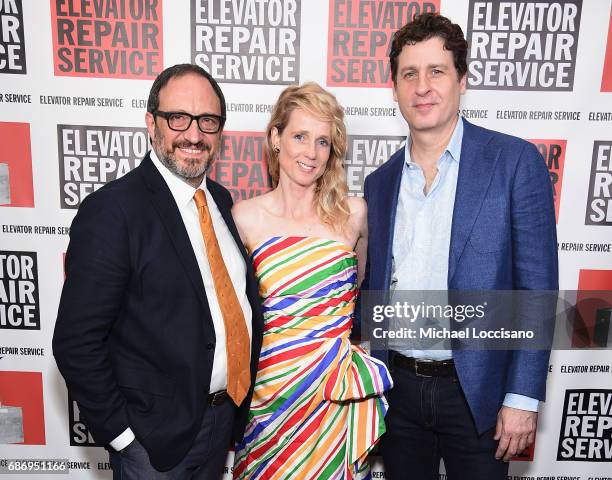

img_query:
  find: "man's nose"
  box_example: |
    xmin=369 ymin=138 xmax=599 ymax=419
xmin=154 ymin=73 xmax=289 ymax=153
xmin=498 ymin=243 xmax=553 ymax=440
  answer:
xmin=415 ymin=73 xmax=431 ymax=95
xmin=184 ymin=118 xmax=204 ymax=142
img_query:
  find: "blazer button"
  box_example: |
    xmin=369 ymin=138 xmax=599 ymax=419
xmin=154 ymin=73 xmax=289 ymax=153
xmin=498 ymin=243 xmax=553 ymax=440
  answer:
xmin=206 ymin=343 xmax=214 ymax=350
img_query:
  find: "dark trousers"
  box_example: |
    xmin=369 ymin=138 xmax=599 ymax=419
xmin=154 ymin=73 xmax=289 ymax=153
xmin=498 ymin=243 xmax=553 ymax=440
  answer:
xmin=109 ymin=401 xmax=235 ymax=480
xmin=379 ymin=364 xmax=509 ymax=480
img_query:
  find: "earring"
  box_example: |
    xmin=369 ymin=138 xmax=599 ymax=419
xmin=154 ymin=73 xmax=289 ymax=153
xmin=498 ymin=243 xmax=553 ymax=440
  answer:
xmin=273 ymin=145 xmax=280 ymax=153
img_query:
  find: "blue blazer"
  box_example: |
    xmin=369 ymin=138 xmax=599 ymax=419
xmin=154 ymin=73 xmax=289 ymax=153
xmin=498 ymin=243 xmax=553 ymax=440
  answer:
xmin=362 ymin=119 xmax=558 ymax=433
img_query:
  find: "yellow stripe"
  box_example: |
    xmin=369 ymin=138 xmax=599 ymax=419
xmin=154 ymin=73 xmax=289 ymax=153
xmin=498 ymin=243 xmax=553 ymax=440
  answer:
xmin=273 ymin=404 xmax=348 ymax=478
xmin=256 ymin=237 xmax=317 ymax=272
xmin=263 ymin=247 xmax=334 ymax=287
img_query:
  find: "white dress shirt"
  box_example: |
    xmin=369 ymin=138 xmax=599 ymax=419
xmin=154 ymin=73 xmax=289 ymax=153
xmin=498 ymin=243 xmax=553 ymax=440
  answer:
xmin=110 ymin=151 xmax=252 ymax=451
xmin=390 ymin=117 xmax=538 ymax=413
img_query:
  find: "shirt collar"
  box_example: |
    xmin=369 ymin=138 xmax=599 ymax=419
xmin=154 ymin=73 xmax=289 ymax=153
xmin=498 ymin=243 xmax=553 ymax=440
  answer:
xmin=404 ymin=116 xmax=464 ymax=167
xmin=150 ymin=149 xmax=207 ymax=208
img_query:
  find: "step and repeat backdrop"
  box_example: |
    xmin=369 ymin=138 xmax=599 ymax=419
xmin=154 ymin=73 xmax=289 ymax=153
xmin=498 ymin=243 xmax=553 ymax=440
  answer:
xmin=1 ymin=0 xmax=612 ymax=478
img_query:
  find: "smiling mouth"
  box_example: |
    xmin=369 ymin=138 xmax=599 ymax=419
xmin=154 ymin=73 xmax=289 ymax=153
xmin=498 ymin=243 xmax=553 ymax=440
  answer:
xmin=297 ymin=161 xmax=316 ymax=171
xmin=174 ymin=142 xmax=211 ymax=156
xmin=179 ymin=147 xmax=204 ymax=154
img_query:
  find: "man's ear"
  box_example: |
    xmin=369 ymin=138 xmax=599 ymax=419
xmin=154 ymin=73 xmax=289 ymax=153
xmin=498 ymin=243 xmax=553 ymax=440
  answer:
xmin=145 ymin=112 xmax=156 ymax=140
xmin=459 ymin=74 xmax=467 ymax=95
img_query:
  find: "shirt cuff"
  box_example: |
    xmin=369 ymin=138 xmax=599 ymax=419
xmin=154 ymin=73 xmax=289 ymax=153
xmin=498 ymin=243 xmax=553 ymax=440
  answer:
xmin=503 ymin=393 xmax=539 ymax=412
xmin=109 ymin=428 xmax=135 ymax=451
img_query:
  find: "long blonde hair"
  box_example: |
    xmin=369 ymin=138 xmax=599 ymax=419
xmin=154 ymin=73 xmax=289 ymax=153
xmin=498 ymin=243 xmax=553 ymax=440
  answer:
xmin=266 ymin=82 xmax=350 ymax=230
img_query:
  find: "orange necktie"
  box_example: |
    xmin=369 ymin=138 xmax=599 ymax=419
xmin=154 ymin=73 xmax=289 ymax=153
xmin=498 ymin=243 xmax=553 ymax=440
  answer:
xmin=194 ymin=189 xmax=250 ymax=405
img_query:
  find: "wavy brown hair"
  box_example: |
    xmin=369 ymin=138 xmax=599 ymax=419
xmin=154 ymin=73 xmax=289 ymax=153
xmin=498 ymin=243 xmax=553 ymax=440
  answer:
xmin=266 ymin=82 xmax=350 ymax=231
xmin=390 ymin=12 xmax=468 ymax=84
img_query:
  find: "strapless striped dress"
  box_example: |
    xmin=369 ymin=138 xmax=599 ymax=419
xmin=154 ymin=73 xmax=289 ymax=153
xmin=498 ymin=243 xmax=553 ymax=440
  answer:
xmin=233 ymin=236 xmax=392 ymax=480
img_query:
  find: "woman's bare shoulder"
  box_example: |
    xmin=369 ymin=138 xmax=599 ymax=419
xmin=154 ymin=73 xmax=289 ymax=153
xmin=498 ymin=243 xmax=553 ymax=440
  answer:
xmin=347 ymin=196 xmax=367 ymax=223
xmin=231 ymin=192 xmax=277 ymax=245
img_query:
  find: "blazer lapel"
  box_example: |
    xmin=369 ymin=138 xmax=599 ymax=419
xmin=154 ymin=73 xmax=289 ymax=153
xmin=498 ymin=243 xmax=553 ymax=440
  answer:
xmin=139 ymin=155 xmax=208 ymax=307
xmin=377 ymin=150 xmax=404 ymax=289
xmin=448 ymin=121 xmax=499 ymax=284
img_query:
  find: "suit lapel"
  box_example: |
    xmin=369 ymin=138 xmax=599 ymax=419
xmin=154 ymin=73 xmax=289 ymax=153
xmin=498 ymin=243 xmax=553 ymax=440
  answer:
xmin=448 ymin=121 xmax=499 ymax=284
xmin=139 ymin=156 xmax=208 ymax=307
xmin=378 ymin=149 xmax=404 ymax=288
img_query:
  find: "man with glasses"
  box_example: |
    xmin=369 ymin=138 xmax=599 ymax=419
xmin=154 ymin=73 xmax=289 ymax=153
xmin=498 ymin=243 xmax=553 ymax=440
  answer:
xmin=53 ymin=64 xmax=263 ymax=479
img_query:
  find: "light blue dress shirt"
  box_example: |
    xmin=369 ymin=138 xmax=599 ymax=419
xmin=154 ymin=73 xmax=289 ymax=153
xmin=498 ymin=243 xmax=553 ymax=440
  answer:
xmin=390 ymin=117 xmax=538 ymax=412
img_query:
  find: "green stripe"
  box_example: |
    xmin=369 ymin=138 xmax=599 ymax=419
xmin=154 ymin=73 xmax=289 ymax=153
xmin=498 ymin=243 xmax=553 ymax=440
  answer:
xmin=352 ymin=353 xmax=377 ymax=394
xmin=258 ymin=239 xmax=331 ymax=280
xmin=254 ymin=365 xmax=299 ymax=388
xmin=240 ymin=385 xmax=325 ymax=472
xmin=257 ymin=374 xmax=323 ymax=416
xmin=319 ymin=445 xmax=345 ymax=478
xmin=377 ymin=400 xmax=387 ymax=436
xmin=289 ymin=263 xmax=348 ymax=293
xmin=286 ymin=405 xmax=345 ymax=478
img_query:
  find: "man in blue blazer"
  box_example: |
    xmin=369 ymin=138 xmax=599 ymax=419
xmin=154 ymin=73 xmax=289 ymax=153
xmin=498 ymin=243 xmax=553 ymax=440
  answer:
xmin=363 ymin=14 xmax=558 ymax=479
xmin=53 ymin=64 xmax=263 ymax=479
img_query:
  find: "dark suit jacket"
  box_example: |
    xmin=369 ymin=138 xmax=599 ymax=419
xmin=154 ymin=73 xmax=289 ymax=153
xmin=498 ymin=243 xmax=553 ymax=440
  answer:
xmin=362 ymin=119 xmax=558 ymax=433
xmin=53 ymin=154 xmax=263 ymax=471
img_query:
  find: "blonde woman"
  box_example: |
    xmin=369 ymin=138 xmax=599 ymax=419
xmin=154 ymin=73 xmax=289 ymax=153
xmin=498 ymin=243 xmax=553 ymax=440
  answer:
xmin=232 ymin=83 xmax=392 ymax=479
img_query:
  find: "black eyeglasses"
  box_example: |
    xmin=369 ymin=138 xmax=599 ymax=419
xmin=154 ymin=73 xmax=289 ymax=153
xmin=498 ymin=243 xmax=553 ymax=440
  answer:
xmin=153 ymin=110 xmax=225 ymax=133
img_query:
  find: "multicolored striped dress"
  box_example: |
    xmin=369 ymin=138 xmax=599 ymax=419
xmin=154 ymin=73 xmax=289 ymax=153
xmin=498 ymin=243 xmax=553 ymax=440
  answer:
xmin=233 ymin=236 xmax=392 ymax=480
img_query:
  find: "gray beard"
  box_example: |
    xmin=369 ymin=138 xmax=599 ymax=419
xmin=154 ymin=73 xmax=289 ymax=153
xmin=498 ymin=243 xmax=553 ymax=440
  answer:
xmin=152 ymin=126 xmax=213 ymax=186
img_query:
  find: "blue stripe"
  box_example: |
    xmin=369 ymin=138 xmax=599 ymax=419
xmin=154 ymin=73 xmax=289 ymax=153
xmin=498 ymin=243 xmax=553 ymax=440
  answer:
xmin=240 ymin=339 xmax=342 ymax=446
